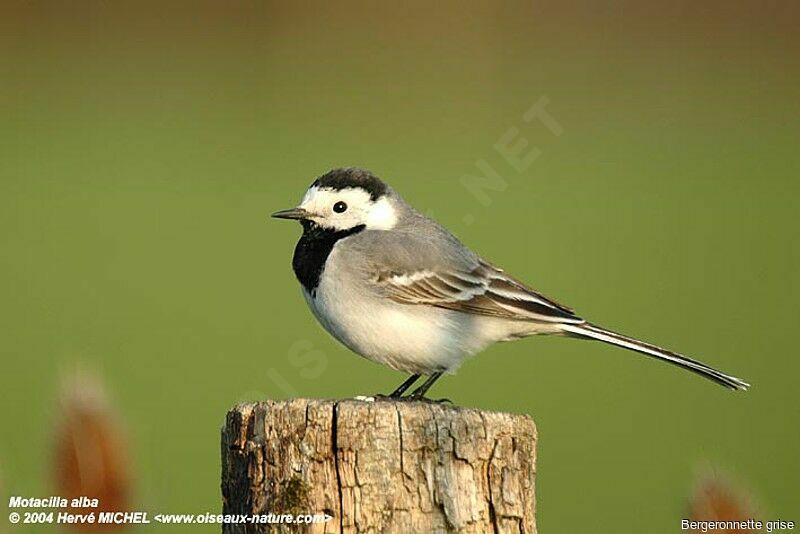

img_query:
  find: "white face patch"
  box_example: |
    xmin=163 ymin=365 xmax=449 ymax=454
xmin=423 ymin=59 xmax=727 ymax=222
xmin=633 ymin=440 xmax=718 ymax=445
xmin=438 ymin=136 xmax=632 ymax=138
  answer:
xmin=299 ymin=186 xmax=397 ymax=231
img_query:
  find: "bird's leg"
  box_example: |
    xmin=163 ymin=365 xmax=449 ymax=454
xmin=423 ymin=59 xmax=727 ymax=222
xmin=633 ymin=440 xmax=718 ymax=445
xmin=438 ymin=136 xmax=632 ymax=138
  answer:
xmin=378 ymin=374 xmax=420 ymax=399
xmin=408 ymin=372 xmax=445 ymax=401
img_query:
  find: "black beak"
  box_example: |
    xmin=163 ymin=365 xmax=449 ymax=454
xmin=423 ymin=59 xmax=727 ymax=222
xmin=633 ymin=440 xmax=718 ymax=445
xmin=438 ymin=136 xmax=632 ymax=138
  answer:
xmin=271 ymin=207 xmax=312 ymax=220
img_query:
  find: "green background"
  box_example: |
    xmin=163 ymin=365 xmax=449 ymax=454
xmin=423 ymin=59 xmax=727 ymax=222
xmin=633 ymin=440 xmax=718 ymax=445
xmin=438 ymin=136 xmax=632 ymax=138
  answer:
xmin=2 ymin=1 xmax=798 ymax=532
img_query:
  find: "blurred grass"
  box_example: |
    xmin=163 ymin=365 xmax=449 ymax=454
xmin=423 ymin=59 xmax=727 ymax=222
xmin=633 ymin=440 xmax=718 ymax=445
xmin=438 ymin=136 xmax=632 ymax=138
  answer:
xmin=1 ymin=1 xmax=799 ymax=532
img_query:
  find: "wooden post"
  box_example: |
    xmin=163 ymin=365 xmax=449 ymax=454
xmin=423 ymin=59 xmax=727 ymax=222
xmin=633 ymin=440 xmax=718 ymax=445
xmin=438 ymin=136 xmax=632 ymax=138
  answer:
xmin=221 ymin=399 xmax=537 ymax=533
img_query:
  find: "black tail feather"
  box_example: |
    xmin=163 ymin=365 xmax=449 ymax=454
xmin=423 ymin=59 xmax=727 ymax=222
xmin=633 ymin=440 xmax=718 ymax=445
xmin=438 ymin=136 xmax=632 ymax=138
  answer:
xmin=559 ymin=323 xmax=750 ymax=391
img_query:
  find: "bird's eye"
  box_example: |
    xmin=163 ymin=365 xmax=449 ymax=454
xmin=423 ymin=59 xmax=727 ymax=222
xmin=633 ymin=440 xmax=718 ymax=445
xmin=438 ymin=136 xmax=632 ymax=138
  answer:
xmin=333 ymin=201 xmax=348 ymax=213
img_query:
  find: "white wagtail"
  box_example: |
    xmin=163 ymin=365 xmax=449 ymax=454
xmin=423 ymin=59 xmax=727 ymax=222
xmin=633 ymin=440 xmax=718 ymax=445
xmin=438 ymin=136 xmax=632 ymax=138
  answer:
xmin=273 ymin=168 xmax=750 ymax=399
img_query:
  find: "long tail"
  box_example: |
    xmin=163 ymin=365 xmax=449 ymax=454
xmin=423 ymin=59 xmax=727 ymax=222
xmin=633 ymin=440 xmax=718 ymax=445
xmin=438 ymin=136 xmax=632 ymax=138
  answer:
xmin=559 ymin=322 xmax=750 ymax=391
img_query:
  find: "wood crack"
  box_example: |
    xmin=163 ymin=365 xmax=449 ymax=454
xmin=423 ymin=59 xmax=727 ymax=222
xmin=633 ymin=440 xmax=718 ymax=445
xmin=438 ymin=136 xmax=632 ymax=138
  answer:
xmin=331 ymin=401 xmax=344 ymax=534
xmin=486 ymin=438 xmax=501 ymax=534
xmin=395 ymin=404 xmax=406 ymax=480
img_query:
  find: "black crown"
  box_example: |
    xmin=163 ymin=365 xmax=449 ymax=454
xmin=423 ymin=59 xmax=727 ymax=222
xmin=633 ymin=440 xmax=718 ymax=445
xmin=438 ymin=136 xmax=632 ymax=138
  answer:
xmin=312 ymin=168 xmax=388 ymax=201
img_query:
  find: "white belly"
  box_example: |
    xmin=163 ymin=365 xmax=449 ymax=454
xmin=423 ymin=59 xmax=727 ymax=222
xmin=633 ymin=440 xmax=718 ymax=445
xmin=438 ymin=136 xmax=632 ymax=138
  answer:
xmin=302 ymin=250 xmax=539 ymax=374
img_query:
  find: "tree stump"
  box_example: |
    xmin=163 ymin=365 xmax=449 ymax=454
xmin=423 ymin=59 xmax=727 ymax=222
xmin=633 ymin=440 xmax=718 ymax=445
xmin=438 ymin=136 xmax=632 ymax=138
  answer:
xmin=221 ymin=399 xmax=537 ymax=533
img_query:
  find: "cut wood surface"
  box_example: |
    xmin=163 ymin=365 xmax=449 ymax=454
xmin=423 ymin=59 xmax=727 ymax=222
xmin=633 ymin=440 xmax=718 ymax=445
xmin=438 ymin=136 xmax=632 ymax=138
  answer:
xmin=221 ymin=398 xmax=537 ymax=533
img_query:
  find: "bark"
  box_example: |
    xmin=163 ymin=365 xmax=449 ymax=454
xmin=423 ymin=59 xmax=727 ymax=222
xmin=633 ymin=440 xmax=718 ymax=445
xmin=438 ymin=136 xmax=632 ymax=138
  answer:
xmin=221 ymin=399 xmax=536 ymax=533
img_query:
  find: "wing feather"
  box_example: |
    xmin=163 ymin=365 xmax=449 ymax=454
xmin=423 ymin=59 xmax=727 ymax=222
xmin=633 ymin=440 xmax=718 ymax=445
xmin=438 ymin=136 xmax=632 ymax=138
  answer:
xmin=376 ymin=260 xmax=583 ymax=323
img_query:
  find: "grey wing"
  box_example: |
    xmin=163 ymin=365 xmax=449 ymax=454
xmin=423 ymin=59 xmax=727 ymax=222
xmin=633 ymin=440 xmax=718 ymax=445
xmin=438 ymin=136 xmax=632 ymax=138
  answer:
xmin=376 ymin=260 xmax=583 ymax=323
xmin=348 ymin=227 xmax=583 ymax=324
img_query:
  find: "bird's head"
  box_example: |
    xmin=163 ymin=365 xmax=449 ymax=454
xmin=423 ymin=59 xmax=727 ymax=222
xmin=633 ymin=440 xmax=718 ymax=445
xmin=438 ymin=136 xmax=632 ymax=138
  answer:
xmin=272 ymin=168 xmax=399 ymax=232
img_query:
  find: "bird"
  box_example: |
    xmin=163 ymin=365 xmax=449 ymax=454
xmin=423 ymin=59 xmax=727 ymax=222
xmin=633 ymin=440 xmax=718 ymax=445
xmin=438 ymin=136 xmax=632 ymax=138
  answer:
xmin=272 ymin=168 xmax=750 ymax=400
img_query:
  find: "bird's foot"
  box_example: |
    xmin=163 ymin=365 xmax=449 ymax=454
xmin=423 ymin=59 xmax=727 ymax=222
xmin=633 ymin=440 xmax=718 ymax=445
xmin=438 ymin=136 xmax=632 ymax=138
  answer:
xmin=410 ymin=395 xmax=453 ymax=404
xmin=391 ymin=393 xmax=453 ymax=404
xmin=370 ymin=393 xmax=453 ymax=404
xmin=373 ymin=372 xmax=449 ymax=402
xmin=373 ymin=394 xmax=415 ymax=402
